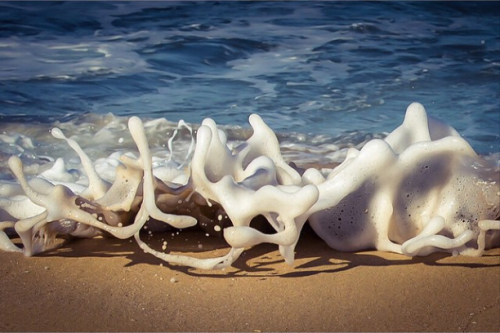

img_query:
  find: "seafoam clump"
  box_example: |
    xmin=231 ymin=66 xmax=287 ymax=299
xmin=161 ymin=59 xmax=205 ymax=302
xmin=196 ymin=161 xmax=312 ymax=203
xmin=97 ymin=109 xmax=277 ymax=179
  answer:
xmin=0 ymin=103 xmax=499 ymax=269
xmin=303 ymin=103 xmax=500 ymax=257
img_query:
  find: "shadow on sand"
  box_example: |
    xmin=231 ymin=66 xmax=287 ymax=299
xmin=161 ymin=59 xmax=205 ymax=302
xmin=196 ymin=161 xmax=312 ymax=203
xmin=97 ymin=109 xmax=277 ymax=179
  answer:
xmin=33 ymin=223 xmax=500 ymax=280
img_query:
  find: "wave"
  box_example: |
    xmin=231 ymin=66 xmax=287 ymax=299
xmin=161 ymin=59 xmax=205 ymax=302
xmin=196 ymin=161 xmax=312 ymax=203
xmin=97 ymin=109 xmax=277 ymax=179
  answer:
xmin=0 ymin=103 xmax=498 ymax=270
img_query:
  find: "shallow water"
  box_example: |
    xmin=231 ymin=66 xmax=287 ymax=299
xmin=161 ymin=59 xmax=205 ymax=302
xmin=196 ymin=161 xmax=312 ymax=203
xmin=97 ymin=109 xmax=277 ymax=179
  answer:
xmin=0 ymin=1 xmax=499 ymax=172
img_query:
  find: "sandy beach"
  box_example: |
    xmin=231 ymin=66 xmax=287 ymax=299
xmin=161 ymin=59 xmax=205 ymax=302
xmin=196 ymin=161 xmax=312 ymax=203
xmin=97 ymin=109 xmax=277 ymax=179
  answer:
xmin=0 ymin=225 xmax=498 ymax=332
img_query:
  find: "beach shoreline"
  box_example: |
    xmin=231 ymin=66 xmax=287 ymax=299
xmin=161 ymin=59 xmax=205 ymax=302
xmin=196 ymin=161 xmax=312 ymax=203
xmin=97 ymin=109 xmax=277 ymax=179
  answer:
xmin=1 ymin=227 xmax=499 ymax=332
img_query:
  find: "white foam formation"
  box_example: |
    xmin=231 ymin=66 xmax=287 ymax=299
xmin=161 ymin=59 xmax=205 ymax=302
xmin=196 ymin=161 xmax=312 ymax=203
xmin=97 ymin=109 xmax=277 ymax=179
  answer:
xmin=303 ymin=104 xmax=500 ymax=257
xmin=0 ymin=103 xmax=498 ymax=269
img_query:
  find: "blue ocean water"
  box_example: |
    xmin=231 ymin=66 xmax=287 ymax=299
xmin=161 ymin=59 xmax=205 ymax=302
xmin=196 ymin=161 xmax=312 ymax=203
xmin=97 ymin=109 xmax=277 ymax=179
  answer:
xmin=0 ymin=1 xmax=499 ymax=158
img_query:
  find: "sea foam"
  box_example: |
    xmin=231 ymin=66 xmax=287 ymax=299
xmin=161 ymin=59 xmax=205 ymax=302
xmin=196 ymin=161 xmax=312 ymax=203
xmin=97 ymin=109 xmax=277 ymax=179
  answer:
xmin=0 ymin=103 xmax=499 ymax=269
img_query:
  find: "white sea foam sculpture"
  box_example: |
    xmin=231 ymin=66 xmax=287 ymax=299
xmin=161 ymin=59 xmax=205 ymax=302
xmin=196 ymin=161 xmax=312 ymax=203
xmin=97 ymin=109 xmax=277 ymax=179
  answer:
xmin=0 ymin=103 xmax=498 ymax=269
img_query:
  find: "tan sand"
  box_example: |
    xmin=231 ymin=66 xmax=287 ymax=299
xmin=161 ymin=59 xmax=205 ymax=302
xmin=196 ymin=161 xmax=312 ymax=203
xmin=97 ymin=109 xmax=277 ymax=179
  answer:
xmin=0 ymin=226 xmax=499 ymax=332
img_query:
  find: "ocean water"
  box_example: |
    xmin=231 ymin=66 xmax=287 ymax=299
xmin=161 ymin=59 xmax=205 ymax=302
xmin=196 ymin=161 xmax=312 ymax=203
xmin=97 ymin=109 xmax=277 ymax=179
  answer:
xmin=0 ymin=1 xmax=499 ymax=175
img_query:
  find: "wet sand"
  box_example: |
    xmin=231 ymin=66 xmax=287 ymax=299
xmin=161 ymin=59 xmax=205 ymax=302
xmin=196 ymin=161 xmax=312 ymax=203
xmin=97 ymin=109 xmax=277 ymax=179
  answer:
xmin=0 ymin=226 xmax=499 ymax=332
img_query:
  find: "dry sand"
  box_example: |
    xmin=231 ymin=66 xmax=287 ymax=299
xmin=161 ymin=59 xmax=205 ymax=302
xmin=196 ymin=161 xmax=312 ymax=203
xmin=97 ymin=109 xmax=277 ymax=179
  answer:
xmin=0 ymin=226 xmax=499 ymax=332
